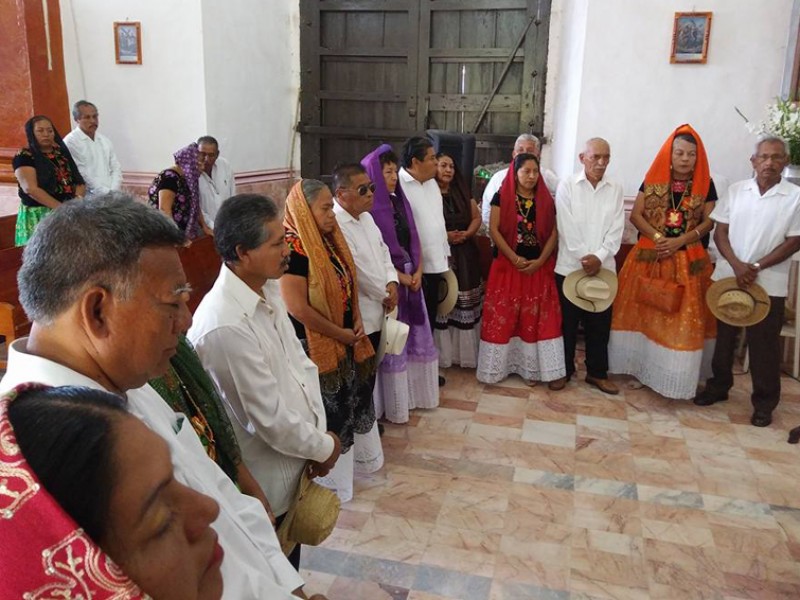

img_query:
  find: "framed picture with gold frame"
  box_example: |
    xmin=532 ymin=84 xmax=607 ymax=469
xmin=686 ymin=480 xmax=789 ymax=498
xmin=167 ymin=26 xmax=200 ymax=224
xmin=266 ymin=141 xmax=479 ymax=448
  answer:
xmin=670 ymin=12 xmax=712 ymax=64
xmin=114 ymin=21 xmax=142 ymax=65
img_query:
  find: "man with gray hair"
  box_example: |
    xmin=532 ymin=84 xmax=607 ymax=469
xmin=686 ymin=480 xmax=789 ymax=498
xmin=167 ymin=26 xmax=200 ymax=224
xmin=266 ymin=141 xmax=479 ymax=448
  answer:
xmin=481 ymin=133 xmax=559 ymax=228
xmin=188 ymin=193 xmax=342 ymax=570
xmin=197 ymin=135 xmax=236 ymax=229
xmin=64 ymin=100 xmax=123 ymax=195
xmin=696 ymin=136 xmax=800 ymax=427
xmin=0 ymin=193 xmax=309 ymax=599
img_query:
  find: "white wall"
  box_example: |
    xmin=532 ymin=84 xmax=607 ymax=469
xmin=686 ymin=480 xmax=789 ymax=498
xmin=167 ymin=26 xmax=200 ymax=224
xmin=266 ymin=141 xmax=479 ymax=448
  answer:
xmin=59 ymin=0 xmax=300 ymax=175
xmin=200 ymin=0 xmax=301 ymax=173
xmin=60 ymin=0 xmax=206 ymax=172
xmin=547 ymin=0 xmax=795 ymax=196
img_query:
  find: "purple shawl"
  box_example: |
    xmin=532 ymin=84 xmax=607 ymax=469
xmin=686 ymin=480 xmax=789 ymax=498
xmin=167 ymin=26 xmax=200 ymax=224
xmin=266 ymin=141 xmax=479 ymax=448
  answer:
xmin=173 ymin=143 xmax=201 ymax=239
xmin=361 ymin=143 xmax=425 ymax=326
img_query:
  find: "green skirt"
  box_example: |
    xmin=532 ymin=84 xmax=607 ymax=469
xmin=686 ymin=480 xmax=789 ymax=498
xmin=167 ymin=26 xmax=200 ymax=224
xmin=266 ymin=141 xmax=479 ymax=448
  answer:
xmin=15 ymin=205 xmax=52 ymax=246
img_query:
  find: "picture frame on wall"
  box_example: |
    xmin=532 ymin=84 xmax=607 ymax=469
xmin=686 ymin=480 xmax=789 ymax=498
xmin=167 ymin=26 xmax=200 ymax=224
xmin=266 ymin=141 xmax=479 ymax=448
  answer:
xmin=114 ymin=21 xmax=142 ymax=64
xmin=670 ymin=12 xmax=712 ymax=64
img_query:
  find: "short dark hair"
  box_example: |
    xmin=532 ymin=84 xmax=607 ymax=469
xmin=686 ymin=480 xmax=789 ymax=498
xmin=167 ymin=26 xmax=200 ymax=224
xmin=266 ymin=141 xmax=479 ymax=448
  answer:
xmin=8 ymin=385 xmax=128 ymax=544
xmin=197 ymin=135 xmax=219 ymax=148
xmin=513 ymin=152 xmax=540 ymax=172
xmin=18 ymin=193 xmax=185 ymax=324
xmin=214 ymin=194 xmax=279 ymax=263
xmin=72 ymin=100 xmax=97 ymax=120
xmin=400 ymin=136 xmax=433 ymax=169
xmin=379 ymin=150 xmax=398 ymax=167
xmin=332 ymin=162 xmax=367 ymax=191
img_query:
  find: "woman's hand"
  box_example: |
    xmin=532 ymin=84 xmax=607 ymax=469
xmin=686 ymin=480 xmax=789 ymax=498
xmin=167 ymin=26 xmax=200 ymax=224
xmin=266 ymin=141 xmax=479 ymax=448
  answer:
xmin=512 ymin=255 xmax=529 ymax=271
xmin=410 ymin=273 xmax=422 ymax=292
xmin=520 ymin=257 xmax=543 ymax=275
xmin=655 ymin=236 xmax=683 ymax=259
xmin=447 ymin=230 xmax=466 ymax=245
xmin=398 ymin=272 xmax=413 ymax=287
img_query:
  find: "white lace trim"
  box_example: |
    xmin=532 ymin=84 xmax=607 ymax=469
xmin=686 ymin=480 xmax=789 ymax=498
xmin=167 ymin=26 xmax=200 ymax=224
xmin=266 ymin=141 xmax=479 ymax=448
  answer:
xmin=435 ymin=322 xmax=481 ymax=368
xmin=608 ymin=331 xmax=710 ymax=399
xmin=476 ymin=337 xmax=566 ymax=384
xmin=353 ymin=421 xmax=384 ymax=474
xmin=315 ymin=446 xmax=354 ymax=503
xmin=373 ymin=358 xmax=440 ymax=423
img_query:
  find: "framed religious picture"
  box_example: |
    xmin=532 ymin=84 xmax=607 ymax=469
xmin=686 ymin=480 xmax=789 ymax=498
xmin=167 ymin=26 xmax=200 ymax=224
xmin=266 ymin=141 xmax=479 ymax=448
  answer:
xmin=114 ymin=22 xmax=142 ymax=64
xmin=670 ymin=12 xmax=712 ymax=64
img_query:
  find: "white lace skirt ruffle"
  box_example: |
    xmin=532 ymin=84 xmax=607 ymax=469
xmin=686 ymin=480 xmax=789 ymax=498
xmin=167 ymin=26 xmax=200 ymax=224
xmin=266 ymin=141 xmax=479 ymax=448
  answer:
xmin=476 ymin=336 xmax=566 ymax=384
xmin=435 ymin=322 xmax=481 ymax=369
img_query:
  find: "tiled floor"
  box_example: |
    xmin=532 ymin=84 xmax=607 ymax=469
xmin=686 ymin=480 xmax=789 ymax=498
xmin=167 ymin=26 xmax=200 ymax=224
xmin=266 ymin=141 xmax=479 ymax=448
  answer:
xmin=300 ymin=355 xmax=800 ymax=600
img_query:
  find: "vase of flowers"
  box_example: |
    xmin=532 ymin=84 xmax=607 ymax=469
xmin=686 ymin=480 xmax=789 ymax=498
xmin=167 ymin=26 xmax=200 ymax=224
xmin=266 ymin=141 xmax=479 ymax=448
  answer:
xmin=747 ymin=97 xmax=800 ymax=183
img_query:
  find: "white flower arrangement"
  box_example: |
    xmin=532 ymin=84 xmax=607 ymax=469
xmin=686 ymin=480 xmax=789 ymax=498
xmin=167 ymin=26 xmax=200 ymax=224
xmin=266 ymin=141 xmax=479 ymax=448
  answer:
xmin=741 ymin=97 xmax=800 ymax=165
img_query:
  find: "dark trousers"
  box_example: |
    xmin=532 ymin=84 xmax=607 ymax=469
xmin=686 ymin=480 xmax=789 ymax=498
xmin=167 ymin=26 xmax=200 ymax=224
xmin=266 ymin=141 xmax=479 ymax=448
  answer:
xmin=705 ymin=295 xmax=785 ymax=415
xmin=274 ymin=512 xmax=302 ymax=570
xmin=367 ymin=330 xmax=382 ymax=390
xmin=555 ymin=274 xmax=612 ymax=379
xmin=421 ymin=273 xmax=442 ymax=333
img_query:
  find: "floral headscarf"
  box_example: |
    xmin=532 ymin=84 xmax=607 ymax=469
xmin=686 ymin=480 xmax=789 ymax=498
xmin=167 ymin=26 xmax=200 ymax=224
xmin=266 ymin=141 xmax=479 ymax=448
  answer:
xmin=173 ymin=142 xmax=202 ymax=239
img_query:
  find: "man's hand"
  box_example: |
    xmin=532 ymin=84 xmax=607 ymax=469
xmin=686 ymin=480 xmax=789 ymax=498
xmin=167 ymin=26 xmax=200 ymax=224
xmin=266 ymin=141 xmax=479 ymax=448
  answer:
xmin=308 ymin=432 xmax=342 ymax=479
xmin=580 ymin=254 xmax=601 ymax=276
xmin=383 ymin=282 xmax=399 ymax=312
xmin=732 ymin=260 xmax=758 ymax=288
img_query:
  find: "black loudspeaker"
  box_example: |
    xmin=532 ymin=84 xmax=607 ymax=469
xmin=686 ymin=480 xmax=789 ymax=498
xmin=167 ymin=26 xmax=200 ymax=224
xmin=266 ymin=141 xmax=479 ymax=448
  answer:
xmin=426 ymin=130 xmax=476 ymax=187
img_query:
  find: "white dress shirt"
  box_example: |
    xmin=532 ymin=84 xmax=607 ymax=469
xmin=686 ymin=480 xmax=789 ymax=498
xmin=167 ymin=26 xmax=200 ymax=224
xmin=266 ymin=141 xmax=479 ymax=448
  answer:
xmin=63 ymin=128 xmax=122 ymax=195
xmin=334 ymin=204 xmax=398 ymax=335
xmin=399 ymin=168 xmax=449 ymax=273
xmin=199 ymin=157 xmax=236 ymax=229
xmin=555 ymin=170 xmax=625 ymax=276
xmin=0 ymin=338 xmax=301 ymax=599
xmin=481 ymin=166 xmax=559 ymax=228
xmin=188 ymin=266 xmax=333 ymax=515
xmin=711 ymin=177 xmax=800 ymax=297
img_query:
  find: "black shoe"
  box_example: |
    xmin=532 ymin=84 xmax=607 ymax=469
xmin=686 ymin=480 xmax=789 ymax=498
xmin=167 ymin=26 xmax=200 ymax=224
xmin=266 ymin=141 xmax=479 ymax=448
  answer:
xmin=378 ymin=423 xmax=385 ymax=437
xmin=438 ymin=376 xmax=446 ymax=387
xmin=693 ymin=390 xmax=728 ymax=406
xmin=751 ymin=412 xmax=772 ymax=427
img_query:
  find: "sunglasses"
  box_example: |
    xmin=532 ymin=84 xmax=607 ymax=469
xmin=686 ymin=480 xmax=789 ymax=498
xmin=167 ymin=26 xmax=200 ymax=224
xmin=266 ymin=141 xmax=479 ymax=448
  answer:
xmin=348 ymin=183 xmax=376 ymax=196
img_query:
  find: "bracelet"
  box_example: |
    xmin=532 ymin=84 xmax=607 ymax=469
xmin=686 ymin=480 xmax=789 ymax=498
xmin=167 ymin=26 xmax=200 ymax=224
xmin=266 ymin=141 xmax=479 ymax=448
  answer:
xmin=653 ymin=232 xmax=663 ymax=242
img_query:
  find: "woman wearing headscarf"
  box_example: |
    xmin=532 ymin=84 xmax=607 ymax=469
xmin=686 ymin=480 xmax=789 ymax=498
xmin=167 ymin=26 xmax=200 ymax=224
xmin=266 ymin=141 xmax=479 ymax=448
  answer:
xmin=148 ymin=142 xmax=208 ymax=239
xmin=361 ymin=144 xmax=439 ymax=423
xmin=12 ymin=115 xmax=85 ymax=246
xmin=477 ymin=153 xmax=567 ymax=387
xmin=434 ymin=151 xmax=483 ymax=368
xmin=280 ymin=179 xmax=378 ymax=500
xmin=608 ymin=124 xmax=717 ymax=399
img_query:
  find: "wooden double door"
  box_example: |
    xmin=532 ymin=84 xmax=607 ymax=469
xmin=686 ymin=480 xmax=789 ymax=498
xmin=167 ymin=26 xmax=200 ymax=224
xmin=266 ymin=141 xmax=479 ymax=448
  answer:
xmin=298 ymin=0 xmax=552 ymax=180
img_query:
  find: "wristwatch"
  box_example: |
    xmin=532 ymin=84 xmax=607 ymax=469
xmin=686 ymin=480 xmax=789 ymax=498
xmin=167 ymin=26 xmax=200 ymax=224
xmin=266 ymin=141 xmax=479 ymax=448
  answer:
xmin=752 ymin=262 xmax=761 ymax=271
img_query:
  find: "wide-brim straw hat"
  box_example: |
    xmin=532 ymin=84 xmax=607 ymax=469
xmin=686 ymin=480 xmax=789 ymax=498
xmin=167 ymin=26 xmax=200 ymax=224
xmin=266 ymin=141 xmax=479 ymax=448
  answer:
xmin=377 ymin=307 xmax=410 ymax=364
xmin=563 ymin=268 xmax=618 ymax=313
xmin=706 ymin=278 xmax=771 ymax=327
xmin=437 ymin=269 xmax=458 ymax=318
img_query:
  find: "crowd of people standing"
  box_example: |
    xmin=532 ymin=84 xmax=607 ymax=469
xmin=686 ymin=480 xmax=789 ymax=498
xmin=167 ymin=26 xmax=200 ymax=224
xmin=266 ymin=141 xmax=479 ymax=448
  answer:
xmin=5 ymin=99 xmax=800 ymax=599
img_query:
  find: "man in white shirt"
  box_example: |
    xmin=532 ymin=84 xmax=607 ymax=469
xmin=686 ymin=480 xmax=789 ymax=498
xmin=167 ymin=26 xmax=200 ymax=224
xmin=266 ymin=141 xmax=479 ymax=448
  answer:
xmin=188 ymin=193 xmax=342 ymax=570
xmin=555 ymin=138 xmax=624 ymax=395
xmin=399 ymin=137 xmax=449 ymax=329
xmin=481 ymin=133 xmax=559 ymax=228
xmin=198 ymin=135 xmax=236 ymax=230
xmin=0 ymin=193 xmax=308 ymax=599
xmin=332 ymin=163 xmax=399 ymax=351
xmin=63 ymin=100 xmax=123 ymax=195
xmin=695 ymin=136 xmax=800 ymax=427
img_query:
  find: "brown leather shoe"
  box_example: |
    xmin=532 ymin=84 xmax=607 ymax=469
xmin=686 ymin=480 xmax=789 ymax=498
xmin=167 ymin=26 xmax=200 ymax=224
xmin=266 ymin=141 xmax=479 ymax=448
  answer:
xmin=585 ymin=375 xmax=619 ymax=395
xmin=548 ymin=376 xmax=569 ymax=391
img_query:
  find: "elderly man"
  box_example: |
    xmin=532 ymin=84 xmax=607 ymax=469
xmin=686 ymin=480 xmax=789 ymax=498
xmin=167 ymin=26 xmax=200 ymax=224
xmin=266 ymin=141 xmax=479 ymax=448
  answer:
xmin=197 ymin=135 xmax=236 ymax=229
xmin=555 ymin=138 xmax=624 ymax=394
xmin=63 ymin=100 xmax=123 ymax=195
xmin=695 ymin=136 xmax=800 ymax=427
xmin=0 ymin=194 xmax=312 ymax=599
xmin=188 ymin=193 xmax=342 ymax=570
xmin=481 ymin=133 xmax=559 ymax=228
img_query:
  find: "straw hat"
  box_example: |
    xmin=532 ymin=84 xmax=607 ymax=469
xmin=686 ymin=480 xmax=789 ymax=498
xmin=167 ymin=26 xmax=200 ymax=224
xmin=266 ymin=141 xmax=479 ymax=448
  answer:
xmin=706 ymin=278 xmax=771 ymax=327
xmin=376 ymin=307 xmax=410 ymax=364
xmin=276 ymin=470 xmax=341 ymax=555
xmin=563 ymin=269 xmax=618 ymax=313
xmin=437 ymin=269 xmax=458 ymax=317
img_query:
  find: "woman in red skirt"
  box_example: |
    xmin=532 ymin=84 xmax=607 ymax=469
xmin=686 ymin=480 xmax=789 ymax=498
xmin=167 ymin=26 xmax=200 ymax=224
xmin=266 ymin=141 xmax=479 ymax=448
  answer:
xmin=477 ymin=153 xmax=567 ymax=388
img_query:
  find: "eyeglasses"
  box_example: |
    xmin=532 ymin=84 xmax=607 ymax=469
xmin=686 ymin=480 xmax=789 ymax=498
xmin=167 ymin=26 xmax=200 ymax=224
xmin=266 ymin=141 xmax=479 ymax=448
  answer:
xmin=754 ymin=153 xmax=786 ymax=162
xmin=348 ymin=183 xmax=376 ymax=196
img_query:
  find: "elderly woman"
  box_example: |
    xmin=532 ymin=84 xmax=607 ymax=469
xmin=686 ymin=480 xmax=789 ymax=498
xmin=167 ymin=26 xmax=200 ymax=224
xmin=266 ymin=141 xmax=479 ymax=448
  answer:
xmin=280 ymin=179 xmax=377 ymax=499
xmin=609 ymin=124 xmax=717 ymax=399
xmin=148 ymin=142 xmax=208 ymax=239
xmin=12 ymin=115 xmax=85 ymax=245
xmin=2 ymin=384 xmax=223 ymax=600
xmin=434 ymin=151 xmax=483 ymax=368
xmin=477 ymin=153 xmax=567 ymax=387
xmin=361 ymin=145 xmax=439 ymax=423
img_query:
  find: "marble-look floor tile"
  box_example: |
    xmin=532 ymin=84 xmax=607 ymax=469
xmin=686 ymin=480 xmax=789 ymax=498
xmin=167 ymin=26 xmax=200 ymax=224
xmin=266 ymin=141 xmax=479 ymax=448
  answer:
xmin=413 ymin=564 xmax=493 ymax=600
xmin=520 ymin=419 xmax=576 ymax=448
xmin=513 ymin=468 xmax=575 ymax=491
xmin=636 ymin=485 xmax=705 ymax=509
xmin=489 ymin=580 xmax=569 ymax=600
